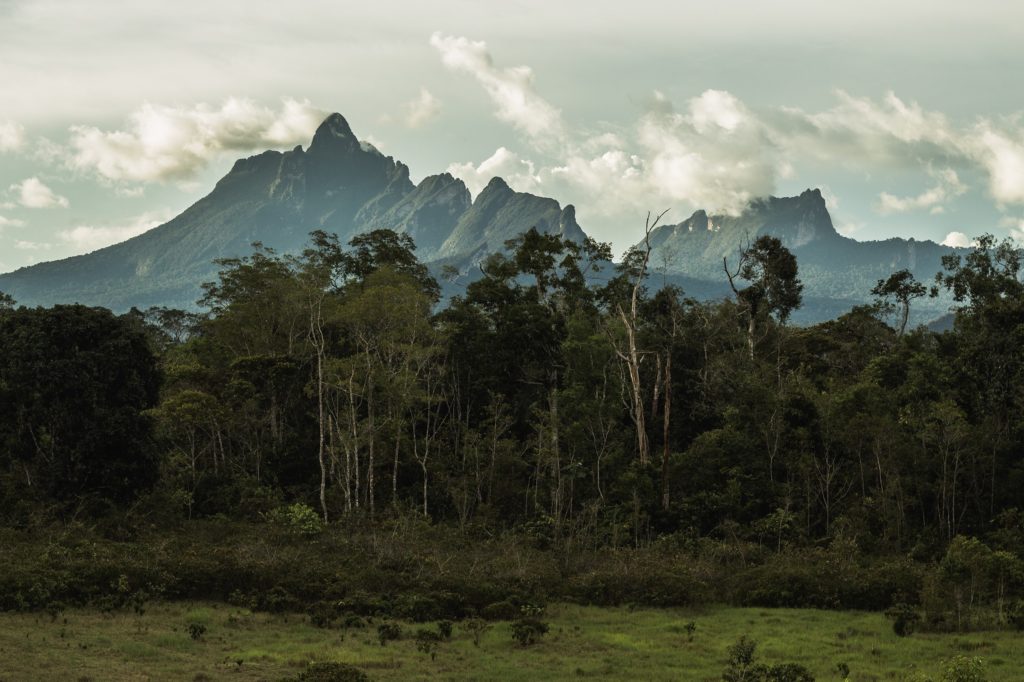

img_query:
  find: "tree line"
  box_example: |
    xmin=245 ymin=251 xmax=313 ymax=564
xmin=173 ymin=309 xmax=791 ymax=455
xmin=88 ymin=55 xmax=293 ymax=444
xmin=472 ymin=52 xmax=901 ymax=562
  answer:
xmin=1 ymin=226 xmax=1023 ymax=566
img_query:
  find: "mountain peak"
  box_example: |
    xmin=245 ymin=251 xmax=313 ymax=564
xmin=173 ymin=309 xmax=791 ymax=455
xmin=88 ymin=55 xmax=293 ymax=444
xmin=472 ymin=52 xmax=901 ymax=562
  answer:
xmin=483 ymin=176 xmax=511 ymax=192
xmin=309 ymin=113 xmax=358 ymax=155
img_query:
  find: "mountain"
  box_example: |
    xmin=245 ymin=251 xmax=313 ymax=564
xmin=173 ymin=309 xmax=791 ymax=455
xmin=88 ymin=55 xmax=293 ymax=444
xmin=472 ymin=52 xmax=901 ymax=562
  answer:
xmin=1 ymin=114 xmax=963 ymax=325
xmin=0 ymin=113 xmax=585 ymax=310
xmin=642 ymin=189 xmax=961 ymax=324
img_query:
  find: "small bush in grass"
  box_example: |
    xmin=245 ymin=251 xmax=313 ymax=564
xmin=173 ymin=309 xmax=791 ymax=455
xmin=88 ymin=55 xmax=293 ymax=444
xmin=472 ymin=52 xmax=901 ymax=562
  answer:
xmin=187 ymin=622 xmax=207 ymax=641
xmin=941 ymin=655 xmax=987 ymax=682
xmin=415 ymin=629 xmax=442 ymax=660
xmin=436 ymin=619 xmax=453 ymax=640
xmin=722 ymin=636 xmax=758 ymax=682
xmin=463 ymin=618 xmax=491 ymax=646
xmin=721 ymin=636 xmax=815 ymax=682
xmin=291 ymin=661 xmax=369 ymax=682
xmin=267 ymin=503 xmax=323 ymax=537
xmin=683 ymin=621 xmax=696 ymax=642
xmin=341 ymin=613 xmax=366 ymax=629
xmin=886 ymin=602 xmax=921 ymax=637
xmin=377 ymin=621 xmax=401 ymax=646
xmin=511 ymin=618 xmax=549 ymax=646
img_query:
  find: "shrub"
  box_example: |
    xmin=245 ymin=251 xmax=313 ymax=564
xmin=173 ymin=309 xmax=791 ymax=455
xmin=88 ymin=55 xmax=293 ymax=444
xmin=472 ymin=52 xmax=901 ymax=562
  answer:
xmin=463 ymin=618 xmax=491 ymax=646
xmin=941 ymin=655 xmax=986 ymax=682
xmin=763 ymin=663 xmax=815 ymax=681
xmin=415 ymin=629 xmax=442 ymax=660
xmin=267 ymin=503 xmax=323 ymax=537
xmin=436 ymin=620 xmax=453 ymax=640
xmin=377 ymin=621 xmax=401 ymax=646
xmin=885 ymin=603 xmax=921 ymax=637
xmin=683 ymin=621 xmax=696 ymax=642
xmin=292 ymin=662 xmax=369 ymax=682
xmin=722 ymin=636 xmax=759 ymax=682
xmin=187 ymin=622 xmax=207 ymax=641
xmin=510 ymin=618 xmax=549 ymax=646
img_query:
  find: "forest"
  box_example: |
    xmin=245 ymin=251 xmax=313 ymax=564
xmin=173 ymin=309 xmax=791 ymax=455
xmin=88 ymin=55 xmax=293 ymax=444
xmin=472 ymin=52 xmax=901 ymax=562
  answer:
xmin=2 ymin=225 xmax=1024 ymax=656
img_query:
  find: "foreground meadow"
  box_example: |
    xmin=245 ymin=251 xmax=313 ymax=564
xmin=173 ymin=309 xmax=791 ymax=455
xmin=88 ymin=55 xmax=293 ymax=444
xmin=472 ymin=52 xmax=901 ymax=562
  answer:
xmin=1 ymin=603 xmax=1020 ymax=681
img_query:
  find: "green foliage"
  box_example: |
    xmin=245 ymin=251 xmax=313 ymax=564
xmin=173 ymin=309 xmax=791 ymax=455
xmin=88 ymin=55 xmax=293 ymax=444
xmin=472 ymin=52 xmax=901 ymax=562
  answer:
xmin=187 ymin=622 xmax=206 ymax=640
xmin=414 ymin=628 xmax=442 ymax=660
xmin=268 ymin=503 xmax=324 ymax=536
xmin=291 ymin=661 xmax=369 ymax=682
xmin=510 ymin=617 xmax=549 ymax=646
xmin=940 ymin=655 xmax=987 ymax=682
xmin=376 ymin=621 xmax=401 ymax=646
xmin=463 ymin=618 xmax=491 ymax=646
xmin=886 ymin=603 xmax=922 ymax=637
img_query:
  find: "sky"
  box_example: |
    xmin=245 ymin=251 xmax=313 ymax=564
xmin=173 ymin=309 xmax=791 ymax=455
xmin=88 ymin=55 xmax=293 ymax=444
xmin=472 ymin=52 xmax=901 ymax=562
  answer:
xmin=2 ymin=0 xmax=1024 ymax=273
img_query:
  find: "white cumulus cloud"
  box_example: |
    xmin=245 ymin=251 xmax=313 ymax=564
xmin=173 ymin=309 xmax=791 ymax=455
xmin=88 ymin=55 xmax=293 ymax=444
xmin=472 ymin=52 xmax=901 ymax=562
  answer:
xmin=447 ymin=147 xmax=541 ymax=196
xmin=400 ymin=88 xmax=442 ymax=128
xmin=67 ymin=97 xmax=326 ymax=184
xmin=877 ymin=168 xmax=967 ymax=215
xmin=0 ymin=215 xmax=26 ymax=230
xmin=10 ymin=177 xmax=69 ymax=208
xmin=430 ymin=33 xmax=562 ymax=143
xmin=0 ymin=121 xmax=25 ymax=153
xmin=941 ymin=231 xmax=973 ymax=248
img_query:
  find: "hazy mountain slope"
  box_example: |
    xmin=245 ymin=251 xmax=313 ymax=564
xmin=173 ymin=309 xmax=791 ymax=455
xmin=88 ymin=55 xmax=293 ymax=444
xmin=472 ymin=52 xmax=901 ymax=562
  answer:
xmin=0 ymin=114 xmax=584 ymax=310
xmin=644 ymin=189 xmax=961 ymax=323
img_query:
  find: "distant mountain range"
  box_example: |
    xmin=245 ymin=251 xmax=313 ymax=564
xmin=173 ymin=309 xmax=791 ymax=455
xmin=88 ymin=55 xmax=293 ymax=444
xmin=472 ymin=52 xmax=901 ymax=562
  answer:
xmin=0 ymin=113 xmax=961 ymax=324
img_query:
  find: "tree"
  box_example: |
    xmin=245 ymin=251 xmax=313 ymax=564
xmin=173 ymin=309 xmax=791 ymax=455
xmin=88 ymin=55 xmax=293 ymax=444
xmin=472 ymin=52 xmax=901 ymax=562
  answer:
xmin=0 ymin=290 xmax=14 ymax=311
xmin=605 ymin=210 xmax=668 ymax=467
xmin=724 ymin=235 xmax=803 ymax=358
xmin=871 ymin=269 xmax=927 ymax=336
xmin=0 ymin=306 xmax=160 ymax=507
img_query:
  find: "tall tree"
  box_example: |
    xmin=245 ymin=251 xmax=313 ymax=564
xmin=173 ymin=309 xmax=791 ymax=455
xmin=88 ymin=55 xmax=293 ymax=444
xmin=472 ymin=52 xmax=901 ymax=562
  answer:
xmin=724 ymin=235 xmax=803 ymax=358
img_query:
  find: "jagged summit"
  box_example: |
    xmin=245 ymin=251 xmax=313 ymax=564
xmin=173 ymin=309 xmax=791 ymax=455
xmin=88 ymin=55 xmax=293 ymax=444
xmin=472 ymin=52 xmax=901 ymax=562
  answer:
xmin=309 ymin=112 xmax=357 ymax=151
xmin=0 ymin=113 xmax=595 ymax=310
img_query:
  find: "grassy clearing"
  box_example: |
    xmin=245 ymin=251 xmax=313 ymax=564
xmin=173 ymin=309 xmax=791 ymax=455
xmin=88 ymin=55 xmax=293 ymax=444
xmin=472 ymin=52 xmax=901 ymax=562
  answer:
xmin=0 ymin=603 xmax=1021 ymax=681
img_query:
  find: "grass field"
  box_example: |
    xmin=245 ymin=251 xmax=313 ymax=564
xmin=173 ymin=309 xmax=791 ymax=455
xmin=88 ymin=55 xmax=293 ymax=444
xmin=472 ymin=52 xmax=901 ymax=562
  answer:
xmin=0 ymin=602 xmax=1020 ymax=681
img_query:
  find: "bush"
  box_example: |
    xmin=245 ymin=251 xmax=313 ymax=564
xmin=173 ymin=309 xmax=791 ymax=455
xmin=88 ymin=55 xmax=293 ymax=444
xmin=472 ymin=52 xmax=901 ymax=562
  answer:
xmin=683 ymin=621 xmax=696 ymax=642
xmin=463 ymin=618 xmax=491 ymax=646
xmin=941 ymin=655 xmax=986 ymax=682
xmin=291 ymin=662 xmax=369 ymax=682
xmin=187 ymin=622 xmax=207 ymax=641
xmin=885 ymin=603 xmax=921 ymax=637
xmin=415 ymin=629 xmax=442 ymax=660
xmin=267 ymin=503 xmax=323 ymax=537
xmin=510 ymin=617 xmax=549 ymax=646
xmin=436 ymin=620 xmax=453 ymax=640
xmin=377 ymin=621 xmax=401 ymax=646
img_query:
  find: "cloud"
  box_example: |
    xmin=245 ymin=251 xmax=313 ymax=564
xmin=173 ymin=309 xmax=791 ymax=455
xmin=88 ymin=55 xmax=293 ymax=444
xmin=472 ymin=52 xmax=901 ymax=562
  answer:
xmin=0 ymin=215 xmax=26 ymax=230
xmin=400 ymin=88 xmax=441 ymax=128
xmin=57 ymin=209 xmax=173 ymax=252
xmin=447 ymin=147 xmax=540 ymax=196
xmin=430 ymin=33 xmax=562 ymax=143
xmin=877 ymin=167 xmax=966 ymax=215
xmin=14 ymin=239 xmax=52 ymax=251
xmin=9 ymin=177 xmax=69 ymax=208
xmin=941 ymin=231 xmax=973 ymax=248
xmin=969 ymin=124 xmax=1024 ymax=205
xmin=0 ymin=120 xmax=25 ymax=153
xmin=67 ymin=97 xmax=326 ymax=184
xmin=635 ymin=89 xmax=778 ymax=214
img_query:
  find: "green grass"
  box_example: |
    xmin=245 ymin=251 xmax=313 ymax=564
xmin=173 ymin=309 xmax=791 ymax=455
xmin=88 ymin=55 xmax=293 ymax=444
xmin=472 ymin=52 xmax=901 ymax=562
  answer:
xmin=0 ymin=603 xmax=1021 ymax=681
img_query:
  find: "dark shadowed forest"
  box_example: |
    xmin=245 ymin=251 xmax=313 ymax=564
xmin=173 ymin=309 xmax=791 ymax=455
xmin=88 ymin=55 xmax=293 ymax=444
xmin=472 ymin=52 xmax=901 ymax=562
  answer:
xmin=2 ymin=226 xmax=1024 ymax=659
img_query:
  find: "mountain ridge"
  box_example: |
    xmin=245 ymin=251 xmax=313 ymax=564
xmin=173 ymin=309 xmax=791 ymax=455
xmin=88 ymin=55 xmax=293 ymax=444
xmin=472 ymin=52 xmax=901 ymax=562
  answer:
xmin=0 ymin=113 xmax=962 ymax=324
